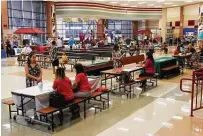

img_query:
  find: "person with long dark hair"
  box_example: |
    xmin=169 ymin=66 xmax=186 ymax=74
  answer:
xmin=139 ymin=52 xmax=155 ymax=87
xmin=72 ymin=63 xmax=91 ymax=97
xmin=52 ymin=67 xmax=75 ymax=124
xmin=140 ymin=52 xmax=155 ymax=77
xmin=53 ymin=67 xmax=74 ymax=102
xmin=24 ymin=52 xmax=42 ymax=88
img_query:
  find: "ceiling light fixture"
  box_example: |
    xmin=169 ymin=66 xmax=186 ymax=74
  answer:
xmin=138 ymin=2 xmax=146 ymax=4
xmin=148 ymin=4 xmax=154 ymax=6
xmin=172 ymin=5 xmax=178 ymax=6
xmin=155 ymin=6 xmax=162 ymax=8
xmin=185 ymin=0 xmax=193 ymax=2
xmin=164 ymin=3 xmax=172 ymax=5
xmin=121 ymin=3 xmax=129 ymax=6
xmin=110 ymin=1 xmax=118 ymax=4
xmin=157 ymin=0 xmax=165 ymax=2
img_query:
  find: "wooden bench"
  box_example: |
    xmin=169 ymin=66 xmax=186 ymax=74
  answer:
xmin=3 ymin=100 xmax=17 ymax=119
xmin=161 ymin=65 xmax=180 ymax=79
xmin=36 ymin=90 xmax=110 ymax=131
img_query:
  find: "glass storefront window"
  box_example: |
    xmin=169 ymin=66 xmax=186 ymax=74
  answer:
xmin=8 ymin=1 xmax=46 ymax=44
xmin=107 ymin=19 xmax=132 ymax=38
xmin=23 ymin=1 xmax=32 ymax=12
xmin=57 ymin=19 xmax=97 ymax=40
xmin=12 ymin=1 xmax=22 ymax=10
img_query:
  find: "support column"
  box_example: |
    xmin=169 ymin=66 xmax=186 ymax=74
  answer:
xmin=179 ymin=6 xmax=184 ymax=37
xmin=1 ymin=1 xmax=9 ymax=39
xmin=161 ymin=8 xmax=167 ymax=43
xmin=132 ymin=21 xmax=138 ymax=39
xmin=46 ymin=1 xmax=56 ymax=39
xmin=97 ymin=19 xmax=105 ymax=40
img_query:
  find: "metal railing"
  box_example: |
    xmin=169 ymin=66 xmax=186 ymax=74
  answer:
xmin=180 ymin=68 xmax=203 ymax=117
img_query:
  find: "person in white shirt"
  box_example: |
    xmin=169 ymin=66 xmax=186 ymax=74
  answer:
xmin=56 ymin=37 xmax=63 ymax=48
xmin=21 ymin=44 xmax=32 ymax=54
xmin=20 ymin=44 xmax=32 ymax=60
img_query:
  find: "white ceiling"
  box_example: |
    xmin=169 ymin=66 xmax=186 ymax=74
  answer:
xmin=53 ymin=0 xmax=203 ymax=8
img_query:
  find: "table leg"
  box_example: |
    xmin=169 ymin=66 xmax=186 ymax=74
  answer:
xmin=84 ymin=101 xmax=86 ymax=119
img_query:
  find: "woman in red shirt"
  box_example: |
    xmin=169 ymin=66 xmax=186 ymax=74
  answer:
xmin=72 ymin=63 xmax=91 ymax=97
xmin=139 ymin=52 xmax=155 ymax=86
xmin=52 ymin=67 xmax=75 ymax=124
xmin=53 ymin=67 xmax=74 ymax=101
xmin=140 ymin=52 xmax=155 ymax=77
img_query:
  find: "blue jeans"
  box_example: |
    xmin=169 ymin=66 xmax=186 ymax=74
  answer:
xmin=75 ymin=91 xmax=91 ymax=98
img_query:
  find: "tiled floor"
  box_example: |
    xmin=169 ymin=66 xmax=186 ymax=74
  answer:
xmin=1 ymin=49 xmax=203 ymax=136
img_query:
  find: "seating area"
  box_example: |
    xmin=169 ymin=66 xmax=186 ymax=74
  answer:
xmin=1 ymin=1 xmax=203 ymax=136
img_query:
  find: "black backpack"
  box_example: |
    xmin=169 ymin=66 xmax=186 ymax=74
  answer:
xmin=49 ymin=92 xmax=66 ymax=108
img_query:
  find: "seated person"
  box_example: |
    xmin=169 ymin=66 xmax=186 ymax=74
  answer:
xmin=139 ymin=52 xmax=155 ymax=86
xmin=162 ymin=42 xmax=168 ymax=54
xmin=174 ymin=46 xmax=181 ymax=55
xmin=140 ymin=52 xmax=155 ymax=77
xmin=129 ymin=42 xmax=135 ymax=56
xmin=60 ymin=52 xmax=68 ymax=68
xmin=72 ymin=63 xmax=91 ymax=97
xmin=21 ymin=44 xmax=32 ymax=54
xmin=20 ymin=44 xmax=32 ymax=60
xmin=52 ymin=67 xmax=75 ymax=124
xmin=188 ymin=48 xmax=199 ymax=67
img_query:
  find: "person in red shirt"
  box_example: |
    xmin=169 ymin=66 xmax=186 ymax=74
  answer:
xmin=139 ymin=52 xmax=155 ymax=87
xmin=140 ymin=52 xmax=155 ymax=77
xmin=53 ymin=67 xmax=74 ymax=101
xmin=72 ymin=63 xmax=91 ymax=97
xmin=52 ymin=67 xmax=75 ymax=124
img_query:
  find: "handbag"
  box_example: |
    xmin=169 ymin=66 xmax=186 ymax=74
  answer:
xmin=49 ymin=92 xmax=66 ymax=108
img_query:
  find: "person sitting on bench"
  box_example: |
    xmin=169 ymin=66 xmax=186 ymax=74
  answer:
xmin=72 ymin=63 xmax=92 ymax=98
xmin=174 ymin=45 xmax=181 ymax=55
xmin=52 ymin=67 xmax=75 ymax=124
xmin=139 ymin=52 xmax=155 ymax=86
xmin=162 ymin=42 xmax=168 ymax=54
xmin=60 ymin=52 xmax=68 ymax=68
xmin=188 ymin=48 xmax=199 ymax=67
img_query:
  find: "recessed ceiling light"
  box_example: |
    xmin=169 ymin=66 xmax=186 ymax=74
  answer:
xmin=164 ymin=3 xmax=173 ymax=5
xmin=157 ymin=0 xmax=165 ymax=2
xmin=148 ymin=4 xmax=154 ymax=6
xmin=138 ymin=2 xmax=146 ymax=4
xmin=155 ymin=6 xmax=162 ymax=8
xmin=120 ymin=3 xmax=129 ymax=6
xmin=110 ymin=1 xmax=118 ymax=4
xmin=172 ymin=5 xmax=178 ymax=6
xmin=185 ymin=0 xmax=193 ymax=2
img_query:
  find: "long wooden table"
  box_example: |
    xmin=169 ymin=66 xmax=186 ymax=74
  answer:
xmin=100 ymin=63 xmax=143 ymax=92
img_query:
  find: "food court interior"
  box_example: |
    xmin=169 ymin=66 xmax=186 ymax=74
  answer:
xmin=1 ymin=0 xmax=203 ymax=136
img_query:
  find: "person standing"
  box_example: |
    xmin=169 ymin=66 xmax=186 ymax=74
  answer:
xmin=24 ymin=52 xmax=42 ymax=88
xmin=69 ymin=37 xmax=75 ymax=50
xmin=112 ymin=45 xmax=123 ymax=68
xmin=50 ymin=41 xmax=59 ymax=74
xmin=56 ymin=36 xmax=63 ymax=49
xmin=6 ymin=40 xmax=12 ymax=57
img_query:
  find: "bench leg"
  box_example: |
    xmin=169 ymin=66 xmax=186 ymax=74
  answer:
xmin=84 ymin=101 xmax=86 ymax=119
xmin=51 ymin=113 xmax=54 ymax=132
xmin=107 ymin=92 xmax=110 ymax=108
xmin=9 ymin=105 xmax=12 ymax=119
